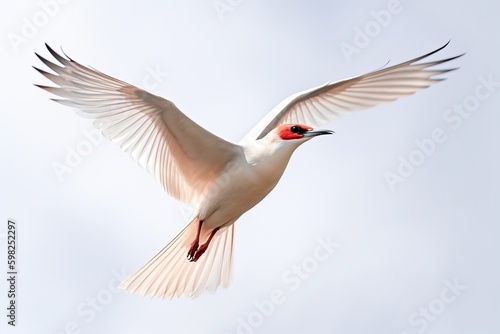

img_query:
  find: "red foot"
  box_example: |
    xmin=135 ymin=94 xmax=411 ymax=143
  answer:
xmin=187 ymin=226 xmax=220 ymax=262
xmin=191 ymin=244 xmax=208 ymax=262
xmin=187 ymin=241 xmax=199 ymax=261
xmin=187 ymin=218 xmax=203 ymax=261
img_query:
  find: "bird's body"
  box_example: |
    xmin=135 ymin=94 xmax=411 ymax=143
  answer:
xmin=34 ymin=42 xmax=462 ymax=298
xmin=194 ymin=141 xmax=284 ymax=232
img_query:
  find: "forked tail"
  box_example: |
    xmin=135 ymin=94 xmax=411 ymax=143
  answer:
xmin=119 ymin=218 xmax=235 ymax=299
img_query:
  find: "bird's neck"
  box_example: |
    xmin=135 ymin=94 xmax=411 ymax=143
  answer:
xmin=242 ymin=136 xmax=301 ymax=181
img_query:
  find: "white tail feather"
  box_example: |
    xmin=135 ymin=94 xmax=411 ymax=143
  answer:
xmin=119 ymin=219 xmax=235 ymax=299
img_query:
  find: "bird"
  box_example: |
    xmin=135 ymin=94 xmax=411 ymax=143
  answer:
xmin=34 ymin=41 xmax=462 ymax=299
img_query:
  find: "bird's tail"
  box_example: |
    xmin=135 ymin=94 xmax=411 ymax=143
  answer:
xmin=119 ymin=218 xmax=235 ymax=299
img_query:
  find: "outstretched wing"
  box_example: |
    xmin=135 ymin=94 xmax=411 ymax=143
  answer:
xmin=241 ymin=42 xmax=463 ymax=144
xmin=35 ymin=44 xmax=241 ymax=206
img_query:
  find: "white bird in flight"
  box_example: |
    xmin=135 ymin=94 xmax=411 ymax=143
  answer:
xmin=34 ymin=42 xmax=462 ymax=299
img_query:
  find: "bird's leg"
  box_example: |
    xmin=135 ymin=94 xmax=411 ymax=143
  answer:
xmin=190 ymin=227 xmax=220 ymax=262
xmin=187 ymin=218 xmax=203 ymax=261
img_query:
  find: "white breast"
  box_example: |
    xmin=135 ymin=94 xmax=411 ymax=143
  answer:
xmin=197 ymin=137 xmax=299 ymax=230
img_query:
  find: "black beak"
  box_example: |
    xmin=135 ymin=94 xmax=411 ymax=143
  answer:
xmin=302 ymin=129 xmax=334 ymax=138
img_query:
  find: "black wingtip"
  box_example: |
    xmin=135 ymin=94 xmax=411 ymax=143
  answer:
xmin=429 ymin=40 xmax=451 ymax=57
xmin=60 ymin=47 xmax=73 ymax=61
xmin=32 ymin=65 xmax=47 ymax=74
xmin=45 ymin=43 xmax=54 ymax=53
xmin=434 ymin=41 xmax=467 ymax=60
xmin=34 ymin=84 xmax=50 ymax=89
xmin=44 ymin=43 xmax=70 ymax=65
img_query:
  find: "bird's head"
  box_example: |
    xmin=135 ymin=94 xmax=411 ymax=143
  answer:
xmin=248 ymin=124 xmax=334 ymax=166
xmin=276 ymin=124 xmax=334 ymax=142
xmin=253 ymin=124 xmax=334 ymax=159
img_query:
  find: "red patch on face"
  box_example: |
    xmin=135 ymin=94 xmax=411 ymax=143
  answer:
xmin=277 ymin=124 xmax=313 ymax=140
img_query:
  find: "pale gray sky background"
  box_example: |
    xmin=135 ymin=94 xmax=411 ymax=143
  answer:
xmin=1 ymin=1 xmax=499 ymax=333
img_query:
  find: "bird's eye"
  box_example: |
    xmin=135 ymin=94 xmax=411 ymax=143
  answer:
xmin=290 ymin=125 xmax=300 ymax=133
